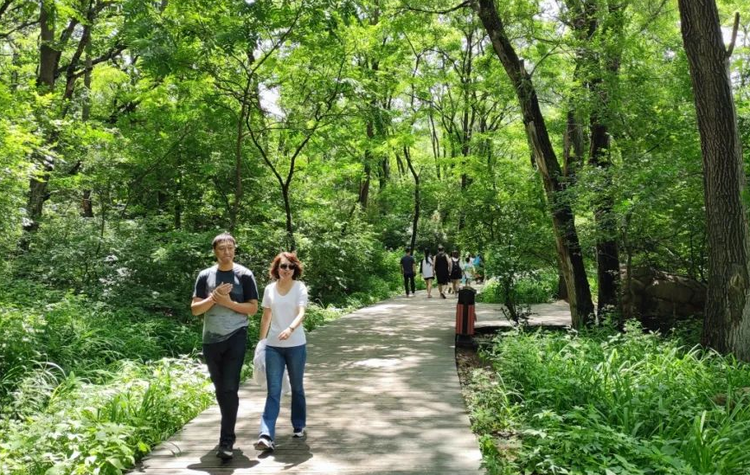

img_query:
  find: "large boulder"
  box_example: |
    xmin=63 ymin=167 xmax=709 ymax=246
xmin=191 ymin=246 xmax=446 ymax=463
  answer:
xmin=621 ymin=267 xmax=706 ymax=331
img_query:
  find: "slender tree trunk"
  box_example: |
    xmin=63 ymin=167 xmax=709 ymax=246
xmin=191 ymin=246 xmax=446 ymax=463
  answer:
xmin=380 ymin=156 xmax=390 ymax=189
xmin=38 ymin=1 xmax=56 ymax=91
xmin=404 ymin=146 xmax=420 ymax=253
xmin=281 ymin=184 xmax=296 ymax=251
xmin=474 ymin=0 xmax=594 ymax=327
xmin=25 ymin=1 xmax=57 ymax=235
xmin=678 ymin=3 xmax=750 ymax=360
xmin=587 ymin=3 xmax=624 ymax=316
xmin=359 ymin=119 xmax=375 ymax=208
xmin=563 ymin=109 xmax=586 ymax=178
xmin=230 ymin=98 xmax=249 ymax=232
xmin=559 ymin=108 xmax=584 ymax=302
xmin=81 ymin=41 xmax=94 ymax=218
xmin=358 ymin=163 xmax=371 ymax=209
xmin=429 ymin=109 xmax=442 ymax=180
xmin=589 ymin=118 xmax=621 ymax=314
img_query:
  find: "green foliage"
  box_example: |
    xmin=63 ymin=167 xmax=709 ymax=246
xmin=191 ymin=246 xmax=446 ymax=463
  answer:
xmin=297 ymin=215 xmax=402 ymax=306
xmin=468 ymin=323 xmax=750 ymax=474
xmin=478 ymin=271 xmax=558 ymax=306
xmin=0 ymin=286 xmax=202 ymax=410
xmin=0 ymin=357 xmax=214 ymax=475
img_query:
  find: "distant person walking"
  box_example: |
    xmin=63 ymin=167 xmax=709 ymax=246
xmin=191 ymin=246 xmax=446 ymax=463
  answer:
xmin=462 ymin=256 xmax=474 ymax=286
xmin=420 ymin=249 xmax=435 ymax=298
xmin=450 ymin=250 xmax=462 ymax=295
xmin=255 ymin=252 xmax=309 ymax=452
xmin=434 ymin=245 xmax=450 ymax=299
xmin=473 ymin=253 xmax=484 ymax=283
xmin=191 ymin=233 xmax=259 ymax=460
xmin=400 ymin=248 xmax=417 ymax=297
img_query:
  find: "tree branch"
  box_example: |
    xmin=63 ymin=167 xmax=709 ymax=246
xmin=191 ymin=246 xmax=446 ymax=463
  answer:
xmin=726 ymin=12 xmax=740 ymax=58
xmin=404 ymin=0 xmax=471 ymax=15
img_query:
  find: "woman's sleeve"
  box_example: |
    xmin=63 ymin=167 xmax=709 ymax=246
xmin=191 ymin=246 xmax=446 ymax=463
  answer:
xmin=298 ymin=283 xmax=309 ymax=308
xmin=261 ymin=285 xmax=272 ymax=308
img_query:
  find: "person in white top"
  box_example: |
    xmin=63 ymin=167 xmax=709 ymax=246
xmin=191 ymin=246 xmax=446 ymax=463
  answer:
xmin=254 ymin=252 xmax=309 ymax=452
xmin=420 ymin=248 xmax=435 ymax=298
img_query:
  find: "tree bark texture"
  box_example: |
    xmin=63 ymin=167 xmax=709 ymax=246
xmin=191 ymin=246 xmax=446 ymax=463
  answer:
xmin=474 ymin=0 xmax=594 ymax=327
xmin=678 ymin=0 xmax=750 ymax=360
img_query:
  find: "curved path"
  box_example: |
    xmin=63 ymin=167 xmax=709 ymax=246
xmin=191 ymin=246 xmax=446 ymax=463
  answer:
xmin=132 ymin=291 xmax=485 ymax=474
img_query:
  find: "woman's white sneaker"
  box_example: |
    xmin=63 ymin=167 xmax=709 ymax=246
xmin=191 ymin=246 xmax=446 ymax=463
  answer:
xmin=254 ymin=436 xmax=275 ymax=451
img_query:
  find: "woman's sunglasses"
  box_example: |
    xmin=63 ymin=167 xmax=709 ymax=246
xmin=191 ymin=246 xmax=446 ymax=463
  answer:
xmin=279 ymin=264 xmax=296 ymax=270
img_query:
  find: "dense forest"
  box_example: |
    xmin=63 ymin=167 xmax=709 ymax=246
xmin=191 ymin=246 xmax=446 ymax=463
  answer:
xmin=2 ymin=0 xmax=750 ymax=474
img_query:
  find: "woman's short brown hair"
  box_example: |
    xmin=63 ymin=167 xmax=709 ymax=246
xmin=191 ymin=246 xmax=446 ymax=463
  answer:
xmin=269 ymin=252 xmax=304 ymax=280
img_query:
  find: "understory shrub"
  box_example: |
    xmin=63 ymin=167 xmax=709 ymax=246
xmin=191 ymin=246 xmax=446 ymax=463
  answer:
xmin=468 ymin=322 xmax=750 ymax=475
xmin=478 ymin=268 xmax=557 ymax=306
xmin=297 ymin=216 xmax=402 ymax=305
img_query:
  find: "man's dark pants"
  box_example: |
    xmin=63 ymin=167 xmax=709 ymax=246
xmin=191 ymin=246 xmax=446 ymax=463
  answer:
xmin=404 ymin=274 xmax=415 ymax=295
xmin=203 ymin=327 xmax=247 ymax=447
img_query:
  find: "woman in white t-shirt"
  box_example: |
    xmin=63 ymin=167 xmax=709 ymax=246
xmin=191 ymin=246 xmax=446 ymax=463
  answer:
xmin=420 ymin=249 xmax=435 ymax=298
xmin=254 ymin=252 xmax=309 ymax=452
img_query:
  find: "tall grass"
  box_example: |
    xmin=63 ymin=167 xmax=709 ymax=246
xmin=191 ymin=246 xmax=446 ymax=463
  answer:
xmin=0 ymin=358 xmax=214 ymax=475
xmin=467 ymin=322 xmax=750 ymax=474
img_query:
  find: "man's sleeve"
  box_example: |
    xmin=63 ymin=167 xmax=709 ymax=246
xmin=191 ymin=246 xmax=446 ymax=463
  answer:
xmin=241 ymin=272 xmax=259 ymax=302
xmin=193 ymin=272 xmax=208 ymax=299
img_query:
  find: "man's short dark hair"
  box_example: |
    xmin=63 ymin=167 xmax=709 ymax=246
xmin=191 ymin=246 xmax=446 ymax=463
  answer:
xmin=212 ymin=232 xmax=236 ymax=249
xmin=405 ymin=247 xmax=412 ymax=254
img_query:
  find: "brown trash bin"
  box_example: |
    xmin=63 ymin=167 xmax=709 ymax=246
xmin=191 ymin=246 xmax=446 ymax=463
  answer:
xmin=456 ymin=287 xmax=477 ymax=347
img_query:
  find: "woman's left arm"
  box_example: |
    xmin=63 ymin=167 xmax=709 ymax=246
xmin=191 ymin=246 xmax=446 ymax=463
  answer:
xmin=278 ymin=306 xmax=306 ymax=340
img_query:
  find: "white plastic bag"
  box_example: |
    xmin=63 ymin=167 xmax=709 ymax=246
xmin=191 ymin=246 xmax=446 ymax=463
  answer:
xmin=253 ymin=339 xmax=291 ymax=395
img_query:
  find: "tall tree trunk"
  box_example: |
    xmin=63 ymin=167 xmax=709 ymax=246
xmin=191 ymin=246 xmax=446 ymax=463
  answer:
xmin=557 ymin=109 xmax=584 ymax=302
xmin=230 ymin=99 xmax=248 ymax=232
xmin=81 ymin=40 xmax=94 ymax=218
xmin=589 ymin=118 xmax=620 ymax=315
xmin=474 ymin=0 xmax=594 ymax=327
xmin=678 ymin=3 xmax=750 ymax=360
xmin=25 ymin=0 xmax=57 ymax=235
xmin=404 ymin=146 xmax=420 ymax=253
xmin=38 ymin=1 xmax=56 ymax=91
xmin=429 ymin=109 xmax=442 ymax=180
xmin=587 ymin=3 xmax=624 ymax=316
xmin=563 ymin=109 xmax=586 ymax=178
xmin=281 ymin=184 xmax=296 ymax=251
xmin=359 ymin=119 xmax=375 ymax=208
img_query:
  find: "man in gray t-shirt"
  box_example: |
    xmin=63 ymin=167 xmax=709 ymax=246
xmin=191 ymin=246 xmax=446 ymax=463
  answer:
xmin=191 ymin=233 xmax=258 ymax=460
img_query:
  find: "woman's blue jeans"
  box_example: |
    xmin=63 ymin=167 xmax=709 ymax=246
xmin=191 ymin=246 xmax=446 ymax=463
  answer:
xmin=260 ymin=344 xmax=307 ymax=440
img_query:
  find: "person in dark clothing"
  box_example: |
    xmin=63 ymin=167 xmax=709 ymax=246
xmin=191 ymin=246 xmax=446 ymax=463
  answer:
xmin=400 ymin=248 xmax=416 ymax=297
xmin=450 ymin=250 xmax=462 ymax=296
xmin=191 ymin=233 xmax=259 ymax=460
xmin=434 ymin=245 xmax=450 ymax=299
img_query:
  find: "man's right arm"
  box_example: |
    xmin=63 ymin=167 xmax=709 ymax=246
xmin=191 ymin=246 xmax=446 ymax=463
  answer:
xmin=191 ymin=273 xmax=213 ymax=316
xmin=191 ymin=295 xmax=215 ymax=316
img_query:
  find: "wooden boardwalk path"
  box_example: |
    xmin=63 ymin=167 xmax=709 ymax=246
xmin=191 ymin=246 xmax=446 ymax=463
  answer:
xmin=131 ymin=291 xmax=485 ymax=474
